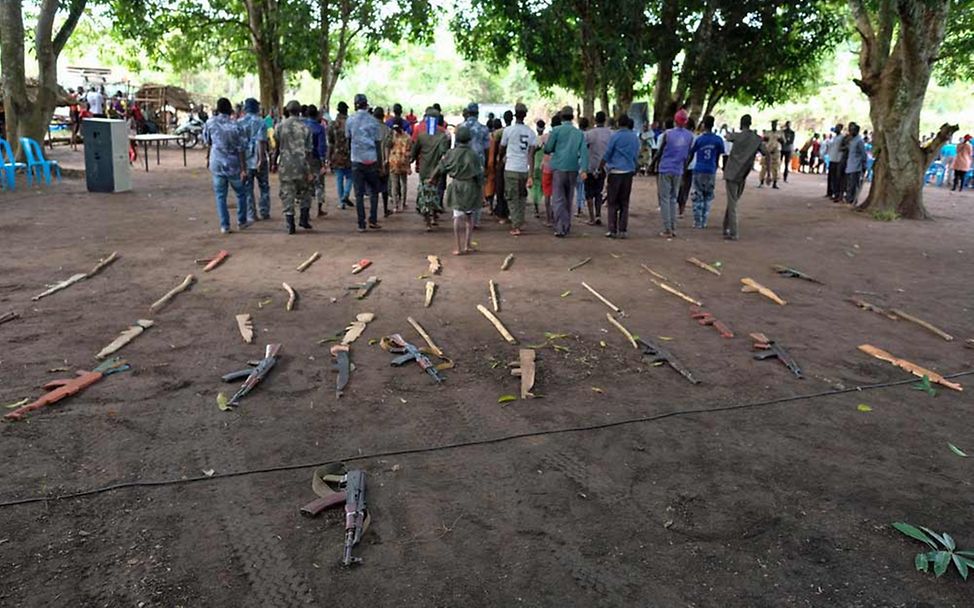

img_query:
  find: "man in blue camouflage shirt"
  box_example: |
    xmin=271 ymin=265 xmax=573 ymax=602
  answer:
xmin=203 ymin=97 xmax=249 ymax=234
xmin=237 ymin=98 xmax=270 ymax=222
xmin=462 ymin=102 xmax=490 ymax=226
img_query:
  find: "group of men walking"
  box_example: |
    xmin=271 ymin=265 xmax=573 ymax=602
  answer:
xmin=824 ymin=122 xmax=869 ymax=204
xmin=203 ymin=93 xmax=794 ymax=243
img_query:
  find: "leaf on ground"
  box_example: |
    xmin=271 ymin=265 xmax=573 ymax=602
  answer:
xmin=47 ymin=367 xmax=70 ymax=373
xmin=610 ymin=253 xmax=621 ymax=259
xmin=552 ymin=344 xmax=570 ymax=353
xmin=544 ymin=332 xmax=571 ymax=340
xmin=368 ymin=338 xmax=378 ymax=345
xmin=652 ymin=361 xmax=664 ymax=367
xmin=857 ymin=404 xmax=872 ymax=412
xmin=417 ymin=274 xmax=429 ymax=280
xmin=560 ymin=290 xmax=572 ymax=298
xmin=948 ymin=442 xmax=968 ymax=457
xmin=911 ymin=375 xmax=937 ymax=396
xmin=257 ymin=298 xmax=272 ymax=309
xmin=892 ymin=522 xmax=938 ymax=549
xmin=658 ymin=336 xmax=673 ymax=341
xmin=933 ymin=550 xmax=951 ymax=577
xmin=3 ymin=398 xmax=29 ymax=409
xmin=915 ymin=552 xmax=929 ymax=572
xmin=591 ymin=387 xmax=604 ymax=394
xmin=713 ymin=261 xmax=723 ymax=268
xmin=497 ymin=394 xmax=518 ymax=404
xmin=216 ymin=392 xmax=233 ymax=411
xmin=202 ymin=469 xmax=215 ymax=477
xmin=399 ymin=397 xmax=408 ymax=404
xmin=599 ymin=340 xmax=607 ymax=348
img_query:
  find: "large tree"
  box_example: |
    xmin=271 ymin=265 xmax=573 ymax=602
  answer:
xmin=850 ymin=0 xmax=965 ymax=219
xmin=452 ymin=0 xmax=652 ymax=119
xmin=0 ymin=0 xmax=86 ymax=154
xmin=649 ymin=0 xmax=842 ymax=122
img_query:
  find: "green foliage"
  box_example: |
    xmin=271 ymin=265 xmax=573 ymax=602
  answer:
xmin=893 ymin=522 xmax=974 ymax=580
xmin=935 ymin=0 xmax=974 ymax=85
xmin=871 ymin=208 xmax=900 ymax=222
xmin=910 ymin=375 xmax=937 ymax=397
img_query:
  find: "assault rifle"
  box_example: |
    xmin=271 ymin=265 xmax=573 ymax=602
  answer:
xmin=300 ymin=464 xmax=369 ymax=567
xmin=750 ymin=333 xmax=802 ymax=378
xmin=383 ymin=334 xmax=445 ymax=384
xmin=222 ymin=344 xmax=282 ymax=405
xmin=637 ymin=337 xmax=701 ymax=385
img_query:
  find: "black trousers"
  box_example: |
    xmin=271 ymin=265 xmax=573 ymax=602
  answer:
xmin=677 ymin=168 xmax=692 ymax=214
xmin=827 ymin=160 xmax=844 ymax=199
xmin=782 ymin=151 xmax=792 ymax=180
xmin=845 ymin=171 xmax=862 ymax=204
xmin=952 ymin=169 xmax=967 ymax=191
xmin=352 ymin=162 xmax=381 ymax=227
xmin=606 ymin=172 xmax=634 ymax=234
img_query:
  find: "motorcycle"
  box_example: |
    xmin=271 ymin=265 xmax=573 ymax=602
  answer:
xmin=174 ymin=114 xmax=204 ymax=148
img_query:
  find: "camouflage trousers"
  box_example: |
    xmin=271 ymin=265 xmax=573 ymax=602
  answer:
xmin=281 ymin=178 xmax=310 ymax=217
xmin=307 ymin=159 xmax=326 ymax=209
xmin=760 ymin=151 xmax=781 ymax=184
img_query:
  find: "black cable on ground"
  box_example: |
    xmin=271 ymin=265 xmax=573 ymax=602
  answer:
xmin=2 ymin=370 xmax=972 ymax=509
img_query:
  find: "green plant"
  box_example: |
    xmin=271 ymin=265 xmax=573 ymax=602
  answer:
xmin=872 ymin=208 xmax=900 ymax=222
xmin=893 ymin=522 xmax=974 ymax=579
xmin=911 ymin=375 xmax=938 ymax=397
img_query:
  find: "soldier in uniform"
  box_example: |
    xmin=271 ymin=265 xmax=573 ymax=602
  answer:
xmin=327 ymin=101 xmax=352 ymax=209
xmin=759 ymin=119 xmax=784 ymax=189
xmin=276 ymin=100 xmax=313 ymax=234
xmin=303 ymin=104 xmax=328 ymax=217
xmin=430 ymin=126 xmax=484 ymax=256
xmin=410 ymin=107 xmax=450 ymax=230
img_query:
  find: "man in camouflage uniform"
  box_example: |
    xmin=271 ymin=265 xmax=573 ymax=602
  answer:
xmin=238 ymin=97 xmax=270 ymax=221
xmin=276 ymin=100 xmax=313 ymax=234
xmin=462 ymin=102 xmax=490 ymax=225
xmin=410 ymin=107 xmax=450 ymax=230
xmin=303 ymin=104 xmax=328 ymax=217
xmin=327 ymin=101 xmax=352 ymax=209
xmin=759 ymin=119 xmax=784 ymax=189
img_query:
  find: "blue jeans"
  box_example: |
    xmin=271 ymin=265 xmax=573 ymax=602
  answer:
xmin=690 ymin=172 xmax=716 ymax=227
xmin=335 ymin=168 xmax=352 ymax=204
xmin=244 ymin=165 xmax=271 ymax=219
xmin=213 ymin=173 xmax=247 ymax=230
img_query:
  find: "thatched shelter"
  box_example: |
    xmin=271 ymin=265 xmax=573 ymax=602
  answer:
xmin=134 ymin=83 xmax=196 ymax=112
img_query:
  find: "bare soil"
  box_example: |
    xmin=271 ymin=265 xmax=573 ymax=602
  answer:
xmin=1 ymin=145 xmax=972 ymax=607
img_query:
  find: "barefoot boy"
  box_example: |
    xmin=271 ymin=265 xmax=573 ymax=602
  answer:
xmin=430 ymin=126 xmax=484 ymax=255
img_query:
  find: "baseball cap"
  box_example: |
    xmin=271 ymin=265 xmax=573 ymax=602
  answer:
xmin=674 ymin=109 xmax=689 ymax=127
xmin=354 ymin=93 xmax=368 ymax=109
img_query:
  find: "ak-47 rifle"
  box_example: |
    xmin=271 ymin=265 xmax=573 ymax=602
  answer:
xmin=4 ymin=357 xmax=130 ymax=421
xmin=222 ymin=344 xmax=282 ymax=405
xmin=750 ymin=333 xmax=802 ymax=378
xmin=637 ymin=338 xmax=701 ymax=385
xmin=300 ymin=464 xmax=370 ymax=567
xmin=772 ymin=264 xmax=823 ymax=284
xmin=382 ymin=334 xmax=445 ymax=384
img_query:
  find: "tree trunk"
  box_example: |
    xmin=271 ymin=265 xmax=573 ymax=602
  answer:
xmin=599 ymin=84 xmax=609 ymax=117
xmin=245 ymin=0 xmax=284 ymax=111
xmin=851 ymin=0 xmax=955 ymax=219
xmin=652 ymin=60 xmax=674 ymax=124
xmin=1 ymin=0 xmax=85 ymax=156
xmin=615 ymin=77 xmax=634 ymax=116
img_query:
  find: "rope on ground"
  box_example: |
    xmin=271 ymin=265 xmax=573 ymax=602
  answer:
xmin=1 ymin=370 xmax=972 ymax=509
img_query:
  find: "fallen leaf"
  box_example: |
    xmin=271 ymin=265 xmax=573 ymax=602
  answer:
xmin=552 ymin=344 xmax=571 ymax=353
xmin=417 ymin=274 xmax=429 ymax=280
xmin=399 ymin=397 xmax=408 ymax=404
xmin=658 ymin=336 xmax=673 ymax=341
xmin=560 ymin=290 xmax=572 ymax=298
xmin=544 ymin=332 xmax=571 ymax=340
xmin=368 ymin=338 xmax=378 ymax=345
xmin=857 ymin=404 xmax=872 ymax=412
xmin=216 ymin=392 xmax=233 ymax=411
xmin=610 ymin=253 xmax=621 ymax=259
xmin=497 ymin=394 xmax=518 ymax=404
xmin=257 ymin=298 xmax=272 ymax=309
xmin=713 ymin=261 xmax=723 ymax=268
xmin=599 ymin=340 xmax=607 ymax=348
xmin=591 ymin=387 xmax=604 ymax=394
xmin=948 ymin=442 xmax=968 ymax=457
xmin=471 ymin=241 xmax=479 ymax=247
xmin=47 ymin=367 xmax=70 ymax=373
xmin=202 ymin=469 xmax=215 ymax=477
xmin=3 ymin=398 xmax=29 ymax=409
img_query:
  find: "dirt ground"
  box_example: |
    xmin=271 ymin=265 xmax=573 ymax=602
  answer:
xmin=1 ymin=144 xmax=972 ymax=608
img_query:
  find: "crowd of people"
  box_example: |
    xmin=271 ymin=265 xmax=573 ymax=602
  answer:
xmin=202 ymin=95 xmax=804 ymax=247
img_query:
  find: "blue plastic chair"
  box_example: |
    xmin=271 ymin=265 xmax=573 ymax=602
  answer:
xmin=19 ymin=137 xmax=61 ymax=185
xmin=0 ymin=138 xmax=25 ymax=191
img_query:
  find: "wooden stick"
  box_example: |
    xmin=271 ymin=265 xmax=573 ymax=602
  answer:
xmin=649 ymin=278 xmax=702 ymax=306
xmin=425 ymin=281 xmax=436 ymax=307
xmin=858 ymin=344 xmax=962 ymax=392
xmin=407 ymin=316 xmax=445 ymax=357
xmin=0 ymin=311 xmax=20 ymax=326
xmin=849 ymin=295 xmax=897 ymax=319
xmin=296 ymin=251 xmax=320 ymax=272
xmin=581 ymin=282 xmax=622 ymax=313
xmin=511 ymin=348 xmax=536 ymax=398
xmin=489 ymin=280 xmax=500 ymax=312
xmin=96 ymin=319 xmax=153 ymax=359
xmin=236 ymin=314 xmax=254 ymax=343
xmin=86 ymin=251 xmax=119 ymax=278
xmin=640 ymin=263 xmax=680 ymax=286
xmin=149 ymin=274 xmax=195 ymax=313
xmin=606 ymin=313 xmax=638 ymax=349
xmin=501 ymin=253 xmax=515 ymax=271
xmin=203 ymin=250 xmax=230 ymax=272
xmin=740 ymin=277 xmax=786 ymax=305
xmin=477 ymin=304 xmax=517 ymax=344
xmin=32 ymin=273 xmax=87 ymax=301
xmin=282 ymin=282 xmax=297 ymax=311
xmin=569 ymin=257 xmax=592 ymax=271
xmin=687 ymin=257 xmax=721 ymax=276
xmin=888 ymin=308 xmax=954 ymax=341
xmin=427 ymin=255 xmax=442 ymax=275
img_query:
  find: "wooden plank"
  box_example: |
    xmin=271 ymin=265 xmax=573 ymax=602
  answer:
xmin=640 ymin=263 xmax=681 ymax=286
xmin=858 ymin=344 xmax=962 ymax=392
xmin=512 ymin=348 xmax=536 ymax=398
xmin=425 ymin=281 xmax=436 ymax=307
xmin=296 ymin=251 xmax=320 ymax=272
xmin=32 ymin=273 xmax=86 ymax=301
xmin=236 ymin=314 xmax=254 ymax=343
xmin=96 ymin=319 xmax=154 ymax=359
xmin=740 ymin=277 xmax=786 ymax=306
xmin=477 ymin=304 xmax=517 ymax=344
xmin=501 ymin=253 xmax=515 ymax=271
xmin=569 ymin=257 xmax=592 ymax=271
xmin=427 ymin=255 xmax=442 ymax=275
xmin=489 ymin=279 xmax=500 ymax=312
xmin=649 ymin=278 xmax=702 ymax=306
xmin=203 ymin=250 xmax=230 ymax=272
xmin=149 ymin=274 xmax=195 ymax=313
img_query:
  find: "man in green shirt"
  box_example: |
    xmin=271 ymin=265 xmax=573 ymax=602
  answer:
xmin=543 ymin=106 xmax=588 ymax=237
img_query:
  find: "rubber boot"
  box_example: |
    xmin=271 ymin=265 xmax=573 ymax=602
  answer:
xmin=285 ymin=214 xmax=296 ymax=235
xmin=317 ymin=203 xmax=324 ymax=218
xmin=299 ymin=207 xmax=313 ymax=230
xmin=772 ymin=180 xmax=779 ymax=189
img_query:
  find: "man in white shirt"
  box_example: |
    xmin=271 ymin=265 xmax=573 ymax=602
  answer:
xmin=499 ymin=102 xmax=537 ymax=236
xmin=85 ymin=86 xmax=106 ymax=117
